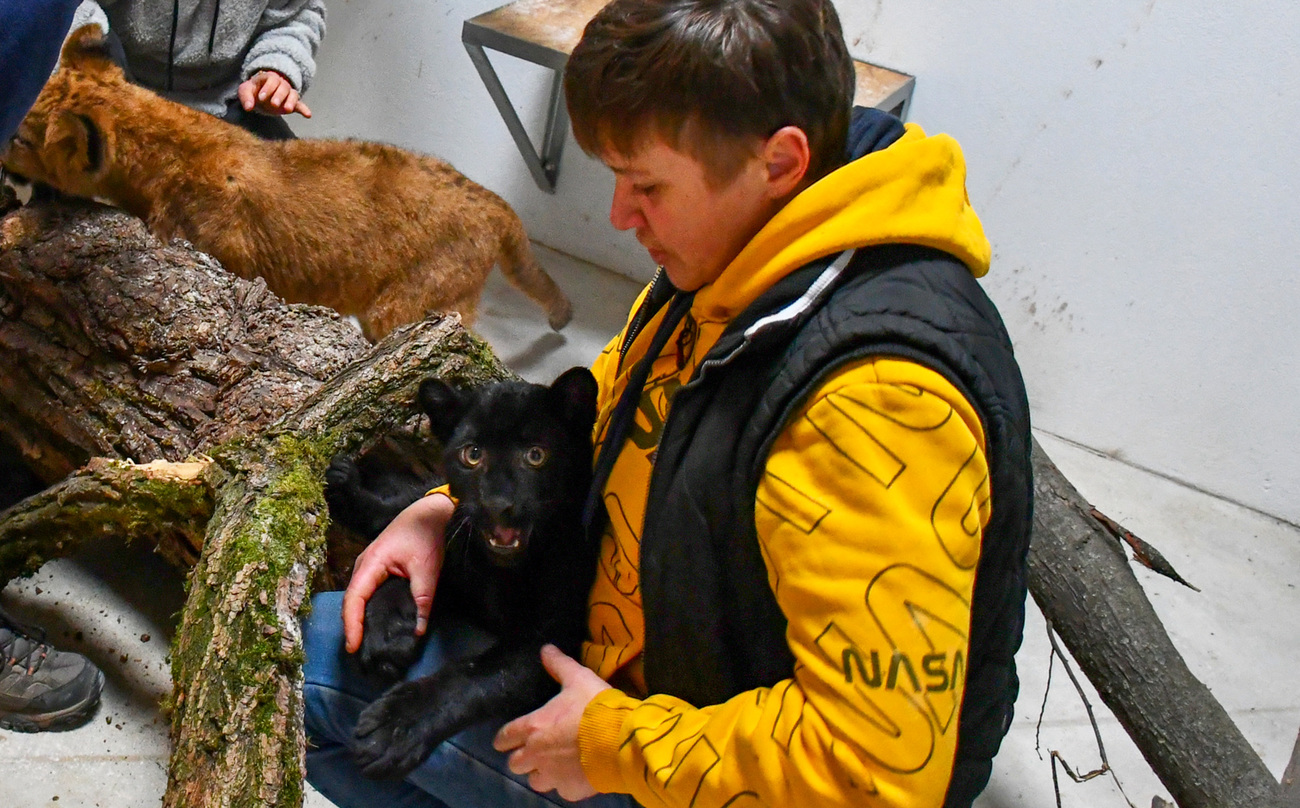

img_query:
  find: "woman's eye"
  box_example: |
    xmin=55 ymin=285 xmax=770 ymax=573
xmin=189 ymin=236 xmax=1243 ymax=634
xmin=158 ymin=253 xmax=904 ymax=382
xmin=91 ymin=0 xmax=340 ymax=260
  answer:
xmin=523 ymin=446 xmax=548 ymax=467
xmin=459 ymin=444 xmax=483 ymax=467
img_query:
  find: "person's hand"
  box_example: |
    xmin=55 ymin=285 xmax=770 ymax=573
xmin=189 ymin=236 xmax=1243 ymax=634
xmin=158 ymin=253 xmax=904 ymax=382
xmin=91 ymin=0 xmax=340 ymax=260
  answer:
xmin=494 ymin=644 xmax=612 ymax=800
xmin=342 ymin=492 xmax=454 ymax=653
xmin=238 ymin=70 xmax=312 ymax=118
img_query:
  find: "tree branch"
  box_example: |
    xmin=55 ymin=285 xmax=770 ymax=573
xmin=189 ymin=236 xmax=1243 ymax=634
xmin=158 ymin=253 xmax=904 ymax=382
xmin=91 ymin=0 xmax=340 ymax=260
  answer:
xmin=1028 ymin=437 xmax=1283 ymax=807
xmin=162 ymin=318 xmax=510 ymax=808
xmin=0 ymin=456 xmax=214 ymax=580
xmin=1281 ymin=727 xmax=1300 ymax=806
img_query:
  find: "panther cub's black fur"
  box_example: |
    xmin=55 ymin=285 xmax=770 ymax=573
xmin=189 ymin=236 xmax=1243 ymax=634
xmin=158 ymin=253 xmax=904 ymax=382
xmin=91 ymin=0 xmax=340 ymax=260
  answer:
xmin=324 ymin=366 xmax=599 ymax=780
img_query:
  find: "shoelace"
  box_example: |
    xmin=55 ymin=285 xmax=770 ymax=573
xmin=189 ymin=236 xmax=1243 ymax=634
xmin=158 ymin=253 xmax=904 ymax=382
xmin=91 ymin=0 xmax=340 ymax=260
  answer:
xmin=0 ymin=610 xmax=51 ymax=675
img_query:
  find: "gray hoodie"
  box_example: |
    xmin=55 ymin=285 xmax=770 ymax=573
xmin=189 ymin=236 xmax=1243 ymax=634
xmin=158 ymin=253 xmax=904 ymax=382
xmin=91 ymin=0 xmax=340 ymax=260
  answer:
xmin=72 ymin=0 xmax=324 ymax=117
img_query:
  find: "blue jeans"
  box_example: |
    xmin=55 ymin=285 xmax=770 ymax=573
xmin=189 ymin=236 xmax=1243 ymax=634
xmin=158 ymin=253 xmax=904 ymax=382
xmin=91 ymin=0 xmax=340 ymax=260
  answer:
xmin=302 ymin=591 xmax=635 ymax=808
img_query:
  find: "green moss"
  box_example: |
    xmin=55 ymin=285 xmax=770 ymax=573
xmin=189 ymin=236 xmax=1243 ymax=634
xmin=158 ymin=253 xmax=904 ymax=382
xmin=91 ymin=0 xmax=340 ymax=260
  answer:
xmin=168 ymin=428 xmax=334 ymax=793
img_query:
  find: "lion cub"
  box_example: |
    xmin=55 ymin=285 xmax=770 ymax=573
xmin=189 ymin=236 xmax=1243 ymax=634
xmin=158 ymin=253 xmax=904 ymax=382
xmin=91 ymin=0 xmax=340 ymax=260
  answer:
xmin=2 ymin=25 xmax=572 ymax=341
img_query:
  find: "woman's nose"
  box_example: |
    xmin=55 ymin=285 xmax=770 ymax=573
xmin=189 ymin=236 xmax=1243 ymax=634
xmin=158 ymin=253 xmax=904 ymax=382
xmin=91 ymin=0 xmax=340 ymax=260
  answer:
xmin=609 ymin=179 xmax=642 ymax=231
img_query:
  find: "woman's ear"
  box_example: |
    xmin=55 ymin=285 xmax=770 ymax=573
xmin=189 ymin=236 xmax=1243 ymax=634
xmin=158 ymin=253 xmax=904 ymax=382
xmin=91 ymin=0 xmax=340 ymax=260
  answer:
xmin=762 ymin=126 xmax=812 ymax=198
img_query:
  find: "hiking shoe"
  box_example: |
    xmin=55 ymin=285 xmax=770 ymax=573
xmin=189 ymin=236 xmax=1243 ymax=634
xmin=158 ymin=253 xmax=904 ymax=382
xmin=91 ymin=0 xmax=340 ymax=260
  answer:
xmin=0 ymin=607 xmax=105 ymax=732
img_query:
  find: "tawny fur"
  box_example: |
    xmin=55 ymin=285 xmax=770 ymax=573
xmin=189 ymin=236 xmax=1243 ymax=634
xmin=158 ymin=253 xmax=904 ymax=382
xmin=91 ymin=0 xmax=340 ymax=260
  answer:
xmin=2 ymin=25 xmax=572 ymax=341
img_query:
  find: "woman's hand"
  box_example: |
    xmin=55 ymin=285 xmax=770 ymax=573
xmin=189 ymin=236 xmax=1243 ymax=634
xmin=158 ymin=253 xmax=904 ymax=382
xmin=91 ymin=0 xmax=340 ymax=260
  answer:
xmin=341 ymin=492 xmax=454 ymax=653
xmin=494 ymin=644 xmax=612 ymax=801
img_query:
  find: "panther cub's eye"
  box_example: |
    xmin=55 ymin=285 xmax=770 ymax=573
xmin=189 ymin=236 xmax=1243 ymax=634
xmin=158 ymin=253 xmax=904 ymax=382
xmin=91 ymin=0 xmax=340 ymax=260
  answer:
xmin=459 ymin=444 xmax=484 ymax=467
xmin=522 ymin=446 xmax=548 ymax=468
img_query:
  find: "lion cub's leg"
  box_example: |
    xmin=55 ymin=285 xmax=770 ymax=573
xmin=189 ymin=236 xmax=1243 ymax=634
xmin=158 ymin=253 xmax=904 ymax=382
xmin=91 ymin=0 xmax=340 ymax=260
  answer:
xmin=448 ymin=294 xmax=479 ymax=329
xmin=355 ymin=294 xmax=475 ymax=341
xmin=498 ymin=227 xmax=572 ymax=331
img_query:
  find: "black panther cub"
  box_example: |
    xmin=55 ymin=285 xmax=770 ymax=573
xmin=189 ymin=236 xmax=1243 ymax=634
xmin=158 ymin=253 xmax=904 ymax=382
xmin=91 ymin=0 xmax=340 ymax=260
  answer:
xmin=324 ymin=366 xmax=599 ymax=780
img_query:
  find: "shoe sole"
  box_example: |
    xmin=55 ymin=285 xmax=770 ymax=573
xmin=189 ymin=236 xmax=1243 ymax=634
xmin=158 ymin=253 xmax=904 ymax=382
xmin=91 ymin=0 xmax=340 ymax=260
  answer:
xmin=0 ymin=669 xmax=106 ymax=733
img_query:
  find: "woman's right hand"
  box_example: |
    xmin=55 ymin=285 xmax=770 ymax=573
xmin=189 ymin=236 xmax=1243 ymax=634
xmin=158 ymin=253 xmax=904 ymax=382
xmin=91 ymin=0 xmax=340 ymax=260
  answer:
xmin=341 ymin=492 xmax=454 ymax=653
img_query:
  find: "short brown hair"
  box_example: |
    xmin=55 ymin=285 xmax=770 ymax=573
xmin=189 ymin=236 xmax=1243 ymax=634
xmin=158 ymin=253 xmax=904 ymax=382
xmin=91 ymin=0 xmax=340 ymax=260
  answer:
xmin=564 ymin=0 xmax=856 ymax=185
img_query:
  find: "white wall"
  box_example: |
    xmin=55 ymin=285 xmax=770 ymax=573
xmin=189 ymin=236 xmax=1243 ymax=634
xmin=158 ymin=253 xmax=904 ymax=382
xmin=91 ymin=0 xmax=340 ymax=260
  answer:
xmin=298 ymin=0 xmax=1300 ymax=527
xmin=295 ymin=0 xmax=657 ymax=281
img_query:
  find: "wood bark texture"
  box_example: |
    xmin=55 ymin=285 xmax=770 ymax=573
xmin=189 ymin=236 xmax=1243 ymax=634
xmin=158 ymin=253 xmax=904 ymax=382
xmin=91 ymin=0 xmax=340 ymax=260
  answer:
xmin=1 ymin=201 xmax=509 ymax=808
xmin=1028 ymin=437 xmax=1284 ymax=807
xmin=0 ymin=456 xmax=213 ymax=580
xmin=0 ymin=199 xmax=1288 ymax=807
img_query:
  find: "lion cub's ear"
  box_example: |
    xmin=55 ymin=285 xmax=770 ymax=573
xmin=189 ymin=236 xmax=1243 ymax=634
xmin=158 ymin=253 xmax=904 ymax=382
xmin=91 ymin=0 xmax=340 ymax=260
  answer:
xmin=60 ymin=24 xmax=116 ymax=71
xmin=44 ymin=110 xmax=114 ymax=187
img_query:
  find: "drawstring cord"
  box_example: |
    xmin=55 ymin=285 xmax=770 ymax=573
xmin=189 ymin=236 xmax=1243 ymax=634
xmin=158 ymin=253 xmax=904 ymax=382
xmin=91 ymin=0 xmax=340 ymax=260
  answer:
xmin=582 ymin=286 xmax=695 ymax=531
xmin=208 ymin=0 xmax=220 ymax=54
xmin=166 ymin=0 xmax=179 ymax=91
xmin=167 ymin=1 xmax=221 ymax=91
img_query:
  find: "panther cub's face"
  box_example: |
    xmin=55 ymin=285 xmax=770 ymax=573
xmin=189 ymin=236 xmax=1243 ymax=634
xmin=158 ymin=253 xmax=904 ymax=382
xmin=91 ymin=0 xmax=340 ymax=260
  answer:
xmin=419 ymin=368 xmax=597 ymax=568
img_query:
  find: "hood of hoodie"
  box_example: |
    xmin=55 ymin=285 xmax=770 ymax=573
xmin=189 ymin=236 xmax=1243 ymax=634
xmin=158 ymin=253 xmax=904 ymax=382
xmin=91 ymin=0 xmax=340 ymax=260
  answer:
xmin=693 ymin=110 xmax=991 ymax=324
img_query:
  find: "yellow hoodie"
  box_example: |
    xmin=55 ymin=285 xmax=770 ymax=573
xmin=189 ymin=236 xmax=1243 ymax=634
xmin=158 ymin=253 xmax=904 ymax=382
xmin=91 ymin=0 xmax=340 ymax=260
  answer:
xmin=575 ymin=123 xmax=996 ymax=808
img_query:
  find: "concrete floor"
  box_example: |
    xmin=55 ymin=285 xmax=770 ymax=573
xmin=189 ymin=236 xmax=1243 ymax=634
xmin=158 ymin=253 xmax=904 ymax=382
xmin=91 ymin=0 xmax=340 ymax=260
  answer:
xmin=1 ymin=244 xmax=1296 ymax=806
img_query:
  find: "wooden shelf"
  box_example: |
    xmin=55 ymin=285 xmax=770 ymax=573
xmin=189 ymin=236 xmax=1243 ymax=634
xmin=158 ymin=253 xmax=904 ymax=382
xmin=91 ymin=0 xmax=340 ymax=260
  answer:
xmin=463 ymin=0 xmax=915 ymax=191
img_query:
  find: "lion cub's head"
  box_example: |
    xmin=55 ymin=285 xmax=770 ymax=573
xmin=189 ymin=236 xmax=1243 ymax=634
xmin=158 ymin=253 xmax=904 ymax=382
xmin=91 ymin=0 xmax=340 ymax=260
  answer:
xmin=2 ymin=25 xmax=126 ymax=198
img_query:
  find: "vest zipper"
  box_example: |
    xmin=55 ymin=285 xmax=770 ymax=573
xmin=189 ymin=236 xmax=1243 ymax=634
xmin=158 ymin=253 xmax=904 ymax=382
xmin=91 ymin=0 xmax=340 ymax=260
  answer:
xmin=686 ymin=248 xmax=858 ymax=389
xmin=617 ymin=266 xmax=666 ymax=373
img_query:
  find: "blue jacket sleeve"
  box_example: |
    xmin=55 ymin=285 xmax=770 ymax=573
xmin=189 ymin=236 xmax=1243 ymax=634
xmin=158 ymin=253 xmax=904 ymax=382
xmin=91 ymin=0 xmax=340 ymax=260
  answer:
xmin=0 ymin=0 xmax=83 ymax=143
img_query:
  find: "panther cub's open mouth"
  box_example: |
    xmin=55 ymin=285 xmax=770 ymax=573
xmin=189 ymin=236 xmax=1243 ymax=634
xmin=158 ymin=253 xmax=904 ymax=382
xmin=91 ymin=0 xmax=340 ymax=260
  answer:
xmin=489 ymin=526 xmax=523 ymax=550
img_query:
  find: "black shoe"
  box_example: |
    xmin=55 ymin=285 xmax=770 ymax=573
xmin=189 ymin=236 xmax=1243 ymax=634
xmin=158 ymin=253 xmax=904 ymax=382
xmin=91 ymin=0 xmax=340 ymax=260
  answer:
xmin=0 ymin=606 xmax=105 ymax=732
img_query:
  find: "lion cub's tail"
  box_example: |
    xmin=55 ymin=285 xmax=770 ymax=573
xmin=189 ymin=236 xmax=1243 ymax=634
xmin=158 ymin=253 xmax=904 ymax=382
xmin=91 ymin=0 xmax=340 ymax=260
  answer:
xmin=499 ymin=227 xmax=573 ymax=331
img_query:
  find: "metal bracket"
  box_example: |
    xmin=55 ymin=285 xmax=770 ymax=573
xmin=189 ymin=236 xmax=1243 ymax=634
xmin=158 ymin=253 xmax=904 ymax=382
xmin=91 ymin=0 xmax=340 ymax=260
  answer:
xmin=462 ymin=18 xmax=570 ymax=193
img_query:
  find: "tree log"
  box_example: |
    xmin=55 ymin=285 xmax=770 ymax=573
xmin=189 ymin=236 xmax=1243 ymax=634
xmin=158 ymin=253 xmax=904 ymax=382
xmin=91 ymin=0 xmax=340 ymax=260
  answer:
xmin=2 ymin=201 xmax=508 ymax=807
xmin=0 ymin=456 xmax=212 ymax=578
xmin=0 ymin=200 xmax=374 ymax=474
xmin=0 ymin=199 xmax=1289 ymax=807
xmin=1028 ymin=438 xmax=1284 ymax=807
xmin=1282 ymin=730 xmax=1300 ymax=806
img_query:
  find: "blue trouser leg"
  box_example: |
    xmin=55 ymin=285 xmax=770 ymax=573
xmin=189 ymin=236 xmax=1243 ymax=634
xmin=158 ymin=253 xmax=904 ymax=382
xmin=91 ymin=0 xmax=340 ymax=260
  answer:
xmin=302 ymin=591 xmax=635 ymax=808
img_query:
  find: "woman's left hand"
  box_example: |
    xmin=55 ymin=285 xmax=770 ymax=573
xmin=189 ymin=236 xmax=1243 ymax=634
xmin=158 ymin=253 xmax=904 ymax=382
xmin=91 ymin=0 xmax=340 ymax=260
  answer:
xmin=494 ymin=644 xmax=612 ymax=801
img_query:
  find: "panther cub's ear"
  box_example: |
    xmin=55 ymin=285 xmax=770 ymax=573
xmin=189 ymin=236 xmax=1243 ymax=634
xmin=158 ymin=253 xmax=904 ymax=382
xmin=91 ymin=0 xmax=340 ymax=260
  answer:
xmin=417 ymin=378 xmax=469 ymax=442
xmin=549 ymin=367 xmax=598 ymax=432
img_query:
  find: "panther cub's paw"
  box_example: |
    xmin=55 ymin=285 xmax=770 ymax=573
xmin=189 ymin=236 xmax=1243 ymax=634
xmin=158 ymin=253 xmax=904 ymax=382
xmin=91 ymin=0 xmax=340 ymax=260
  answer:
xmin=352 ymin=679 xmax=444 ymax=780
xmin=324 ymin=455 xmax=361 ymax=496
xmin=357 ymin=577 xmax=424 ymax=685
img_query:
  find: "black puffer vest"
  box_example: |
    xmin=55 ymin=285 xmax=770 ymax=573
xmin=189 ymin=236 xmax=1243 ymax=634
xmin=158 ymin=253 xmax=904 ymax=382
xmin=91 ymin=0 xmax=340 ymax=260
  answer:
xmin=629 ymin=244 xmax=1033 ymax=807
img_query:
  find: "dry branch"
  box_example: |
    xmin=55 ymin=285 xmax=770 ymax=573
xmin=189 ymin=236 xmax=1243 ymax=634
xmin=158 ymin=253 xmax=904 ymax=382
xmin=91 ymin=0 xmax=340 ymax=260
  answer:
xmin=1282 ymin=729 xmax=1300 ymax=806
xmin=1028 ymin=438 xmax=1284 ymax=807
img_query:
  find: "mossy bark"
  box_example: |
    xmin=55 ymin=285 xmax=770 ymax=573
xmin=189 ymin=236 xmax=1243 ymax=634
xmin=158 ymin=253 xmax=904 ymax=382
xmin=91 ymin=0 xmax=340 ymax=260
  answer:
xmin=0 ymin=457 xmax=213 ymax=580
xmin=161 ymin=323 xmax=509 ymax=808
xmin=2 ymin=200 xmax=511 ymax=807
